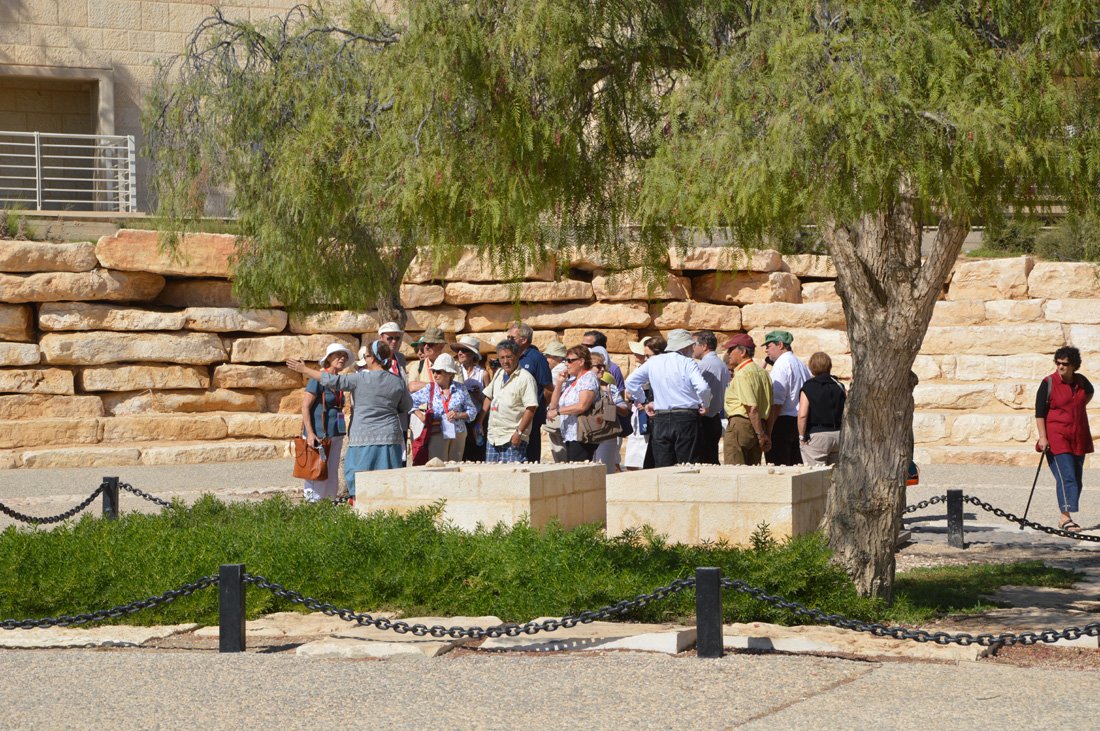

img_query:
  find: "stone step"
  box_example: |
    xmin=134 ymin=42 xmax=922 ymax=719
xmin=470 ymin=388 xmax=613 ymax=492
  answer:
xmin=1 ymin=438 xmax=294 ymax=470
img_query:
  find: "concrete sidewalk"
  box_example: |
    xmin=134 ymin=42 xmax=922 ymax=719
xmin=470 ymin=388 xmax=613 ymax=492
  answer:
xmin=0 ymin=648 xmax=1094 ymax=730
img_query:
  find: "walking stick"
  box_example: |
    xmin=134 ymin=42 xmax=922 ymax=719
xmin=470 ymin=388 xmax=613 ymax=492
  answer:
xmin=1020 ymin=449 xmax=1046 ymax=528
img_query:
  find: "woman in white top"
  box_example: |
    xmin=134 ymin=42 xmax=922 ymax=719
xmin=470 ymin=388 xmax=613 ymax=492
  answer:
xmin=623 ymin=338 xmax=652 ymax=470
xmin=589 ymin=347 xmax=629 ymax=473
xmin=451 ymin=335 xmax=491 ymax=462
xmin=546 ymin=345 xmax=599 ymax=463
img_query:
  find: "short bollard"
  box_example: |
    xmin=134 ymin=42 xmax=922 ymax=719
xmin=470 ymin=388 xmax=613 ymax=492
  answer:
xmin=101 ymin=476 xmax=119 ymax=520
xmin=219 ymin=563 xmax=246 ymax=653
xmin=947 ymin=488 xmax=965 ymax=549
xmin=695 ymin=567 xmax=724 ymax=658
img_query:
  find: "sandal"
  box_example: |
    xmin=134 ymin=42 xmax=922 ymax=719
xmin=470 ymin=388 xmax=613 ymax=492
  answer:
xmin=1059 ymin=519 xmax=1082 ymax=533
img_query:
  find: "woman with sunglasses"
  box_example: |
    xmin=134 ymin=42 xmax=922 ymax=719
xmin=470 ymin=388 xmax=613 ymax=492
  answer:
xmin=1035 ymin=346 xmax=1094 ymax=532
xmin=410 ymin=352 xmax=478 ymax=463
xmin=547 ymin=345 xmax=600 ymax=462
xmin=288 ymin=340 xmax=411 ymax=505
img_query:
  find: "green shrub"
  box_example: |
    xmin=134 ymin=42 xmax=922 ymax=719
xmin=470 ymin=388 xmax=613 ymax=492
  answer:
xmin=1034 ymin=212 xmax=1100 ymax=262
xmin=0 ymin=495 xmax=880 ymax=627
xmin=977 ymin=217 xmax=1039 ymax=256
xmin=0 ymin=496 xmax=1079 ymax=629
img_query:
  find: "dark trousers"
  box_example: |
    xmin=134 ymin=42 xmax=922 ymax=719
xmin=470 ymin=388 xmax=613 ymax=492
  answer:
xmin=693 ymin=413 xmax=723 ymax=464
xmin=564 ymin=440 xmax=598 ymax=463
xmin=525 ymin=420 xmax=543 ymax=463
xmin=651 ymin=410 xmax=699 ymax=468
xmin=766 ymin=415 xmax=802 ymax=466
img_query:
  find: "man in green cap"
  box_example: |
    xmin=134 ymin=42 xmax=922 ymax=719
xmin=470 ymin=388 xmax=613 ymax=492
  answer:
xmin=763 ymin=330 xmax=812 ymax=466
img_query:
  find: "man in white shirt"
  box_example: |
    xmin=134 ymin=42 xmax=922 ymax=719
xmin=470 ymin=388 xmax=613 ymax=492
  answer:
xmin=763 ymin=330 xmax=812 ymax=465
xmin=691 ymin=330 xmax=731 ymax=464
xmin=625 ymin=329 xmax=711 ymax=467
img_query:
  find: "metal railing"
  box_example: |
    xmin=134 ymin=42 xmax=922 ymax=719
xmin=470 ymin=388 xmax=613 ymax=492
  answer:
xmin=0 ymin=130 xmax=137 ymax=213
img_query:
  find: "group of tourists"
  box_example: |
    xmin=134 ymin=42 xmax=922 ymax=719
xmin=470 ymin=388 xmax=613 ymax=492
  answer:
xmin=285 ymin=321 xmax=1092 ymax=528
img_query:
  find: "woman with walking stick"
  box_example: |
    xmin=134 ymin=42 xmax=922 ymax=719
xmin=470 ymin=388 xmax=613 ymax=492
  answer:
xmin=1035 ymin=346 xmax=1093 ymax=532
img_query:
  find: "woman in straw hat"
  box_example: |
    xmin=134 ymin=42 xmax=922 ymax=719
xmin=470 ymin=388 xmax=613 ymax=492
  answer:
xmin=294 ymin=343 xmax=354 ymax=502
xmin=410 ymin=352 xmax=479 ymax=463
xmin=288 ymin=339 xmax=411 ymax=505
xmin=451 ymin=335 xmax=491 ymax=461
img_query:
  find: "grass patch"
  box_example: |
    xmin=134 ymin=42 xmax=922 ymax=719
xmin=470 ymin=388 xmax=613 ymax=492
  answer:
xmin=0 ymin=497 xmax=1080 ymax=628
xmin=890 ymin=562 xmax=1080 ymax=619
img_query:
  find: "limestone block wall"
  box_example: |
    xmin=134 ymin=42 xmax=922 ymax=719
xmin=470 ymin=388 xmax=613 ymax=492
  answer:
xmin=0 ymin=230 xmax=1096 ymax=469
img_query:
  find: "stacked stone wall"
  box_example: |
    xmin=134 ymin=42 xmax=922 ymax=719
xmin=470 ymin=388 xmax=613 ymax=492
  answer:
xmin=1 ymin=230 xmax=1097 ymax=469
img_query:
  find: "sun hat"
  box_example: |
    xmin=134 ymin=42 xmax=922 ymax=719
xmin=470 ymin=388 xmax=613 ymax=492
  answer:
xmin=430 ymin=352 xmax=459 ymax=375
xmin=763 ymin=330 xmax=794 ymax=346
xmin=724 ymin=333 xmax=756 ymax=350
xmin=450 ymin=334 xmax=483 ymax=355
xmin=378 ymin=321 xmax=403 ymax=336
xmin=319 ymin=342 xmax=355 ymax=368
xmin=588 ymin=345 xmax=611 ymax=365
xmin=543 ymin=340 xmax=567 ymax=359
xmin=355 ymin=345 xmax=369 ymax=368
xmin=627 ymin=336 xmax=652 ymax=356
xmin=420 ymin=327 xmax=447 ymax=344
xmin=665 ymin=329 xmax=695 ymax=353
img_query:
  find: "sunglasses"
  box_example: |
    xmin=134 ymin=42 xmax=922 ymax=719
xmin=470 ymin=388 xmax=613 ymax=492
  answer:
xmin=565 ymin=357 xmax=582 ymax=363
xmin=382 ymin=334 xmax=402 ymax=341
xmin=1055 ymin=361 xmax=1072 ymax=367
xmin=593 ymin=364 xmax=606 ymax=370
xmin=431 ymin=369 xmax=450 ymax=375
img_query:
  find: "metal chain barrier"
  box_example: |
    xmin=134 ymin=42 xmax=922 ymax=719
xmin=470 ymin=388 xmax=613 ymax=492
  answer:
xmin=119 ymin=482 xmax=174 ymax=509
xmin=0 ymin=575 xmax=218 ymax=630
xmin=721 ymin=577 xmax=1100 ymax=647
xmin=902 ymin=494 xmax=946 ymax=514
xmin=0 ymin=485 xmax=105 ymax=525
xmin=962 ymin=495 xmax=1100 ymax=543
xmin=244 ymin=573 xmax=696 ymax=639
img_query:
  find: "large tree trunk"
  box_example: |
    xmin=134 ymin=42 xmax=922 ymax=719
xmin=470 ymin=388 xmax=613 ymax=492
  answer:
xmin=820 ymin=192 xmax=968 ymax=600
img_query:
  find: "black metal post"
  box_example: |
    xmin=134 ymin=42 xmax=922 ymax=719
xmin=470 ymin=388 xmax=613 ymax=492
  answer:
xmin=101 ymin=476 xmax=119 ymax=520
xmin=695 ymin=567 xmax=724 ymax=658
xmin=219 ymin=564 xmax=246 ymax=653
xmin=947 ymin=489 xmax=965 ymax=549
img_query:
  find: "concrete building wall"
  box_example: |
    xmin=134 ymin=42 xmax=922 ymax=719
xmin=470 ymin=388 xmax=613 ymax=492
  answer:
xmin=0 ymin=1 xmax=307 ymax=211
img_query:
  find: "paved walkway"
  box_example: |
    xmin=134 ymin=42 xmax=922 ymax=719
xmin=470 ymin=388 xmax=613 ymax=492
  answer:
xmin=3 ymin=459 xmax=1100 ymax=729
xmin=2 ymin=649 xmax=1096 ymax=730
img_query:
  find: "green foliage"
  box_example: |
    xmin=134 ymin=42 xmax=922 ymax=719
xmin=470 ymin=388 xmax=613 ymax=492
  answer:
xmin=0 ymin=496 xmax=879 ymax=626
xmin=891 ymin=561 xmax=1080 ymax=618
xmin=639 ymin=1 xmax=1100 ymax=239
xmin=1035 ymin=211 xmax=1100 ymax=262
xmin=0 ymin=497 xmax=1079 ymax=629
xmin=972 ymin=217 xmax=1040 ymax=256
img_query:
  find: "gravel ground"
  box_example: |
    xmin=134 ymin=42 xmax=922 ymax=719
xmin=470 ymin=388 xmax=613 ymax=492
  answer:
xmin=1 ymin=648 xmax=1097 ymax=730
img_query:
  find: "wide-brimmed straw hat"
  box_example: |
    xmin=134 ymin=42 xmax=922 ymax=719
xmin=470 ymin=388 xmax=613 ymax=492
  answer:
xmin=628 ymin=336 xmax=652 ymax=356
xmin=450 ymin=335 xmax=483 ymax=356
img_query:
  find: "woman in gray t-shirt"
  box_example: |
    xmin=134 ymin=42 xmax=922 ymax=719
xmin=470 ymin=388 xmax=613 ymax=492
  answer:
xmin=288 ymin=339 xmax=412 ymax=503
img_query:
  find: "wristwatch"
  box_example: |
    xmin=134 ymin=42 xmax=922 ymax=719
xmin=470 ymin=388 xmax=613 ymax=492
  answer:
xmin=800 ymin=434 xmax=810 ymax=443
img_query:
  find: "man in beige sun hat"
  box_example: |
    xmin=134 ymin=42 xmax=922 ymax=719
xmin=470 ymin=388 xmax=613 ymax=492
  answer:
xmin=406 ymin=327 xmax=448 ymax=392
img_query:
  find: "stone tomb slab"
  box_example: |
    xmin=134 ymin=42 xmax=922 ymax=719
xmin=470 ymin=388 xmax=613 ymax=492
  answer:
xmin=606 ymin=465 xmax=830 ymax=546
xmin=723 ymin=622 xmax=984 ymax=662
xmin=354 ymin=462 xmax=606 ymax=531
xmin=192 ymin=611 xmax=397 ymax=639
xmin=0 ymin=623 xmax=198 ymax=649
xmin=479 ymin=619 xmax=696 ymax=655
xmin=295 ymin=616 xmax=502 ymax=659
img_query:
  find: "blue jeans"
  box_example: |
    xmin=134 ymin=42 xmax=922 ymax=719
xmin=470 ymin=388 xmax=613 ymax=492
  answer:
xmin=1049 ymin=452 xmax=1086 ymax=513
